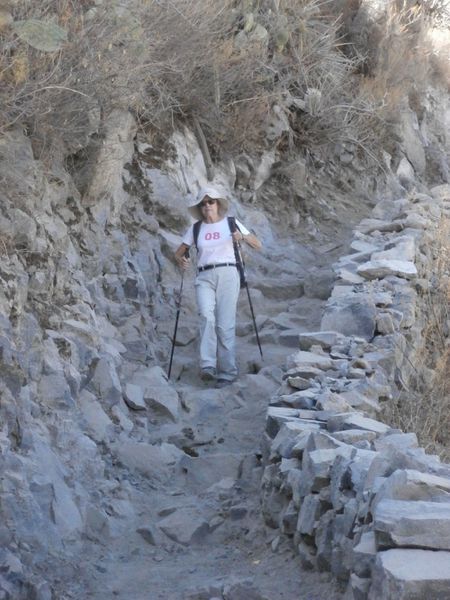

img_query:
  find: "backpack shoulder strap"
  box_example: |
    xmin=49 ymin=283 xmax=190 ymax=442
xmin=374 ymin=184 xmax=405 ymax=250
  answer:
xmin=193 ymin=220 xmax=202 ymax=251
xmin=227 ymin=216 xmax=241 ymax=233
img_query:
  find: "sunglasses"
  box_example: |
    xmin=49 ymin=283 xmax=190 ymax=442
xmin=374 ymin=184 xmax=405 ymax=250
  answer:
xmin=200 ymin=199 xmax=217 ymax=207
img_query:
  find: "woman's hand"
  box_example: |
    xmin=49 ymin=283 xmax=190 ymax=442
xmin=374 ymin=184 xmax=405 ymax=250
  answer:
xmin=232 ymin=230 xmax=244 ymax=244
xmin=177 ymin=255 xmax=191 ymax=270
xmin=175 ymin=243 xmax=191 ymax=270
xmin=232 ymin=231 xmax=262 ymax=250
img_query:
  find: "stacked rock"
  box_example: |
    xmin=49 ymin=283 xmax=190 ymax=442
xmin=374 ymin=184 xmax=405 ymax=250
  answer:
xmin=261 ymin=185 xmax=450 ymax=599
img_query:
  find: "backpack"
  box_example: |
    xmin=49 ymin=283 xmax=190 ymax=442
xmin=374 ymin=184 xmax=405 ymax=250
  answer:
xmin=193 ymin=216 xmax=247 ymax=288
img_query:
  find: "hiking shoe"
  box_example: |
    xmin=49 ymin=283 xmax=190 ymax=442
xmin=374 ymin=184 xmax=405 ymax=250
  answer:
xmin=215 ymin=378 xmax=234 ymax=389
xmin=200 ymin=367 xmax=216 ymax=382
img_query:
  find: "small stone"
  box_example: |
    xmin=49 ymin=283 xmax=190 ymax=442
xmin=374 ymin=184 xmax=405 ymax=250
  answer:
xmin=124 ymin=383 xmax=146 ymax=411
xmin=136 ymin=526 xmax=156 ymax=545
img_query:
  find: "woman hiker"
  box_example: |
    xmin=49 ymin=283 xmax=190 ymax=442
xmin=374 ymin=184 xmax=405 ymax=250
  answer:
xmin=175 ymin=186 xmax=262 ymax=388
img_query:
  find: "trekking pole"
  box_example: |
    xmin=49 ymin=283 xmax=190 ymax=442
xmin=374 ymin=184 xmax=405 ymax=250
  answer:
xmin=230 ymin=221 xmax=263 ymax=359
xmin=168 ymin=248 xmax=190 ymax=379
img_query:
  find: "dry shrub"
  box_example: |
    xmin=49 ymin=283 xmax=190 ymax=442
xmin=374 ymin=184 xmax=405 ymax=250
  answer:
xmin=0 ymin=0 xmax=390 ymax=160
xmin=356 ymin=1 xmax=450 ymax=117
xmin=0 ymin=0 xmax=447 ymax=163
xmin=382 ymin=216 xmax=450 ymax=460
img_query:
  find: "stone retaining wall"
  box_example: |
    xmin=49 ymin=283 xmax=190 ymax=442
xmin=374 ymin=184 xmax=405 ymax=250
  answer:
xmin=261 ymin=185 xmax=450 ymax=599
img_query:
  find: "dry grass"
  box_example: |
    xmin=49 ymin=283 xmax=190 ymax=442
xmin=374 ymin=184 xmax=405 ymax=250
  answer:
xmin=0 ymin=0 xmax=407 ymax=161
xmin=0 ymin=0 xmax=447 ymax=169
xmin=382 ymin=216 xmax=450 ymax=460
xmin=355 ymin=1 xmax=449 ymax=117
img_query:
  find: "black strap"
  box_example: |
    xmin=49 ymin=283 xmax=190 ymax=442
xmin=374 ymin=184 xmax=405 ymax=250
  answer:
xmin=193 ymin=220 xmax=202 ymax=251
xmin=228 ymin=216 xmax=241 ymax=265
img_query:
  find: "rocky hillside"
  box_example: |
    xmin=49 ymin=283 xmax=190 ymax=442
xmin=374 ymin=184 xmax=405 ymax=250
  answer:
xmin=0 ymin=1 xmax=449 ymax=598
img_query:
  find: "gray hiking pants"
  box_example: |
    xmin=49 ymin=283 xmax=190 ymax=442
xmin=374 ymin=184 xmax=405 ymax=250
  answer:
xmin=195 ymin=265 xmax=240 ymax=381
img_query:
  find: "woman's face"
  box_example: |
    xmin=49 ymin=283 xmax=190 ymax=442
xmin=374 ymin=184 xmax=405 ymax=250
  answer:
xmin=200 ymin=196 xmax=220 ymax=222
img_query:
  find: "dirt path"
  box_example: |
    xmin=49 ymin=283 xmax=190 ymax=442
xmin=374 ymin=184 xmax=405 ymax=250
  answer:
xmin=63 ymin=217 xmax=359 ymax=600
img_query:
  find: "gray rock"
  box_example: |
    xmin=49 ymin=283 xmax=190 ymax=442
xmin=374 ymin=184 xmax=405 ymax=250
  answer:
xmin=297 ymin=494 xmax=323 ymax=535
xmin=85 ymin=110 xmax=136 ymax=223
xmin=372 ymin=469 xmax=450 ymax=512
xmin=376 ymin=312 xmax=396 ymax=334
xmin=275 ymin=390 xmax=316 ymax=410
xmin=51 ymin=478 xmax=83 ymax=540
xmin=284 ymin=365 xmax=323 ymax=380
xmin=261 ymin=486 xmax=287 ymax=529
xmin=136 ymin=525 xmax=157 ymax=545
xmin=158 ymin=507 xmax=210 ymax=546
xmin=298 ymin=331 xmax=345 ymax=351
xmin=315 ymin=509 xmax=335 ymax=570
xmin=372 ymin=236 xmax=415 ymax=262
xmin=114 ymin=441 xmax=183 ymax=480
xmin=123 ymin=382 xmax=146 ymax=411
xmin=224 ymin=581 xmax=270 ymax=600
xmin=348 ymin=573 xmax=371 ymax=600
xmin=352 ymin=531 xmax=377 ymax=577
xmin=184 ymin=585 xmax=223 ymax=600
xmin=374 ymin=499 xmax=450 ymax=550
xmin=331 ymin=429 xmax=377 ymax=445
xmin=179 ymin=453 xmax=243 ymax=491
xmin=357 ymin=218 xmax=404 ymax=234
xmin=173 ymin=324 xmax=197 ymax=346
xmin=90 ymin=357 xmax=122 ymax=406
xmin=38 ymin=372 xmax=74 ymax=409
xmin=350 ymin=239 xmax=379 ymax=253
xmin=348 ymin=449 xmax=378 ymax=490
xmin=291 ymin=431 xmax=317 ymax=459
xmin=286 ymin=376 xmax=313 ymax=390
xmin=266 ymin=406 xmax=303 ymax=437
xmin=404 ymin=212 xmax=428 ymax=229
xmin=280 ymin=499 xmax=298 ymax=534
xmin=321 ymin=299 xmax=376 ymax=341
xmin=279 ymin=329 xmax=303 ymax=347
xmin=253 ymin=277 xmax=304 ymax=300
xmin=111 ymin=402 xmax=134 ymax=433
xmin=287 ymin=468 xmax=304 ymax=507
xmin=338 ymin=389 xmax=381 ymax=415
xmin=286 ymin=350 xmax=334 ymax=371
xmin=368 ymin=549 xmax=450 ymax=599
xmin=302 ymin=447 xmax=354 ymax=493
xmin=269 ymin=312 xmax=306 ymax=331
xmin=297 ymin=539 xmax=317 ymax=569
xmin=270 ymin=421 xmax=315 ymax=459
xmin=12 ymin=208 xmax=37 ymax=248
xmin=304 ymin=268 xmax=335 ymax=300
xmin=316 ymin=390 xmax=352 ymax=413
xmin=357 ymin=259 xmax=418 ymax=280
xmin=327 ymin=413 xmax=391 ymax=435
xmin=374 ymin=433 xmax=418 ymax=452
xmin=306 ymin=431 xmax=346 ymax=452
xmin=336 ymin=266 xmax=366 ymax=284
xmin=85 ymin=504 xmax=111 ymax=541
xmin=132 ymin=366 xmax=179 ymax=421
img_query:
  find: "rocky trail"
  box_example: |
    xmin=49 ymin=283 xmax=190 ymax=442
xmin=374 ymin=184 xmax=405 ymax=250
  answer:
xmin=56 ymin=219 xmax=360 ymax=600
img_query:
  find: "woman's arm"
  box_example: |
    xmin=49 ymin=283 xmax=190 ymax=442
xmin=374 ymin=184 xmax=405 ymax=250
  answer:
xmin=232 ymin=231 xmax=262 ymax=250
xmin=174 ymin=243 xmax=191 ymax=269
